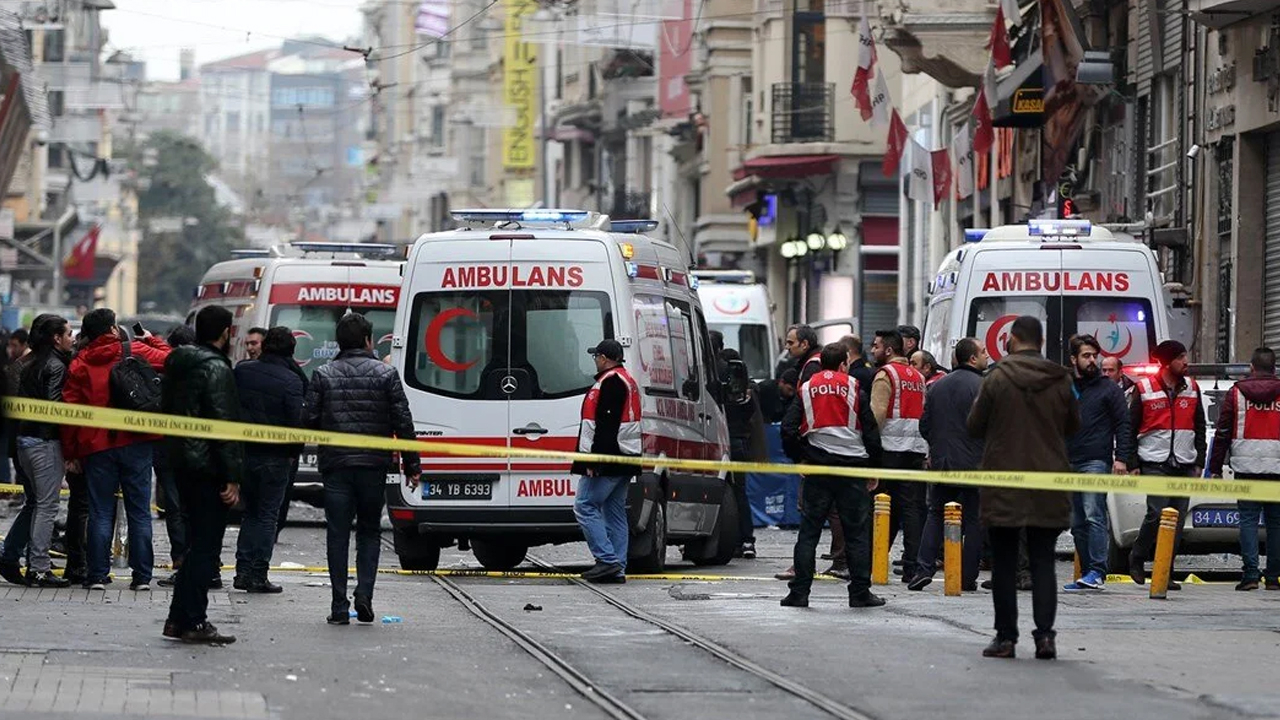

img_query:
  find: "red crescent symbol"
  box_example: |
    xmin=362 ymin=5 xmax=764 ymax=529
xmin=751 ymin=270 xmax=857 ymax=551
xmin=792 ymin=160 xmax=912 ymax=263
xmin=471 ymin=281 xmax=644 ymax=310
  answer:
xmin=712 ymin=297 xmax=750 ymax=315
xmin=291 ymin=329 xmax=313 ymax=367
xmin=984 ymin=314 xmax=1017 ymax=362
xmin=426 ymin=307 xmax=479 ymax=372
xmin=1100 ymin=327 xmax=1134 ymax=359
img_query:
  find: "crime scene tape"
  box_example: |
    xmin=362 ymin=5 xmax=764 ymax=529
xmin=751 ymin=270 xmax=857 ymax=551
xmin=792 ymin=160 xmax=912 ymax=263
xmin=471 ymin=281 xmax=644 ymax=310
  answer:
xmin=6 ymin=397 xmax=1280 ymax=502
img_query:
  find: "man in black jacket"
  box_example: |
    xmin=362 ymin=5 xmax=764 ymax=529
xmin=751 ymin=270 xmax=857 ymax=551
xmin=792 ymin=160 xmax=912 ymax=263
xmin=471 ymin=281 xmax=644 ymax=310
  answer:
xmin=571 ymin=339 xmax=641 ymax=584
xmin=1064 ymin=335 xmax=1132 ymax=591
xmin=912 ymin=337 xmax=987 ymax=592
xmin=306 ymin=313 xmax=420 ymax=625
xmin=233 ymin=326 xmax=305 ymax=593
xmin=161 ymin=306 xmax=243 ymax=645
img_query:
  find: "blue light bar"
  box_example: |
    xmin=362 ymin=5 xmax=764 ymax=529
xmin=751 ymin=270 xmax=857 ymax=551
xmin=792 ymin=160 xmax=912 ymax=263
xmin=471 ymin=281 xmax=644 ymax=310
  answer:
xmin=610 ymin=219 xmax=659 ymax=234
xmin=291 ymin=242 xmax=399 ymax=256
xmin=230 ymin=248 xmax=270 ymax=258
xmin=1027 ymin=219 xmax=1092 ymax=237
xmin=963 ymin=229 xmax=989 ymax=243
xmin=450 ymin=208 xmax=592 ymax=225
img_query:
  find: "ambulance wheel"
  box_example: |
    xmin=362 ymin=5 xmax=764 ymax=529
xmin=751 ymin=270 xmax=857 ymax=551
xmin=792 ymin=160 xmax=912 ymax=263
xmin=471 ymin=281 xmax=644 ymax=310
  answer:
xmin=394 ymin=527 xmax=441 ymax=572
xmin=629 ymin=502 xmax=667 ymax=574
xmin=472 ymin=539 xmax=528 ymax=571
xmin=687 ymin=489 xmax=739 ymax=567
xmin=1107 ymin=536 xmax=1130 ymax=576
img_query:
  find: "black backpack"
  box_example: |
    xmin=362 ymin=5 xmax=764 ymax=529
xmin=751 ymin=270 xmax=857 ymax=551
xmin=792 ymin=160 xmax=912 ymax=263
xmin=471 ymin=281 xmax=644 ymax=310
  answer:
xmin=109 ymin=340 xmax=163 ymax=413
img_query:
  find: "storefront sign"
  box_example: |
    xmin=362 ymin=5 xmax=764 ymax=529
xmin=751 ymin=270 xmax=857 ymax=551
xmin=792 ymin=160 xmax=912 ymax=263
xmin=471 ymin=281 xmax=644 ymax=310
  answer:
xmin=502 ymin=0 xmax=538 ymax=171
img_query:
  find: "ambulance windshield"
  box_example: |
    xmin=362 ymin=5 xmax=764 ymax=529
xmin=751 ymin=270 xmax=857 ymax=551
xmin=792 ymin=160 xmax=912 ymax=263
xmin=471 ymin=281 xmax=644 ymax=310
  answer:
xmin=405 ymin=289 xmax=613 ymax=400
xmin=270 ymin=306 xmax=396 ymax=378
xmin=708 ymin=322 xmax=770 ymax=381
xmin=969 ymin=297 xmax=1155 ymax=365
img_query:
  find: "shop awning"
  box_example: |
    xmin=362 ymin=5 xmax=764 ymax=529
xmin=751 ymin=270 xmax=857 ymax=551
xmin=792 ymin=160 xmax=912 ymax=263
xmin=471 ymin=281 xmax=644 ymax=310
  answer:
xmin=733 ymin=154 xmax=840 ymax=181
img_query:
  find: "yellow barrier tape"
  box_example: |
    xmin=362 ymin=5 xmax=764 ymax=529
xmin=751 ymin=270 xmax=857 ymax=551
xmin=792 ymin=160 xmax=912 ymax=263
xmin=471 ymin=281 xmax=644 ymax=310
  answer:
xmin=6 ymin=397 xmax=1280 ymax=502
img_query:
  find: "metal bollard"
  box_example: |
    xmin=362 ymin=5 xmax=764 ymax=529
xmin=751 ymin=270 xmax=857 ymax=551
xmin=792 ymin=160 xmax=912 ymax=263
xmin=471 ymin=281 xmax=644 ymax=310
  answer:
xmin=872 ymin=493 xmax=891 ymax=585
xmin=1149 ymin=507 xmax=1180 ymax=599
xmin=943 ymin=502 xmax=962 ymax=596
xmin=1073 ymin=550 xmax=1082 ymax=583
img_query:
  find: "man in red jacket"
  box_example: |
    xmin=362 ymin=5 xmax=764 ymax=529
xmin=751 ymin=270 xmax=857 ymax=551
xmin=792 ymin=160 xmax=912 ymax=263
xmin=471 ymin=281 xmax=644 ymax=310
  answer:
xmin=61 ymin=309 xmax=171 ymax=591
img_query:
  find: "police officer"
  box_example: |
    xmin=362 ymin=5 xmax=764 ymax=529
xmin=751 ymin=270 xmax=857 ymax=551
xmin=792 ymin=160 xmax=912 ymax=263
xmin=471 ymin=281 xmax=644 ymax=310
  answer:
xmin=870 ymin=328 xmax=929 ymax=584
xmin=780 ymin=343 xmax=884 ymax=609
xmin=1126 ymin=340 xmax=1205 ymax=588
xmin=572 ymin=339 xmax=642 ymax=584
xmin=1209 ymin=347 xmax=1280 ymax=591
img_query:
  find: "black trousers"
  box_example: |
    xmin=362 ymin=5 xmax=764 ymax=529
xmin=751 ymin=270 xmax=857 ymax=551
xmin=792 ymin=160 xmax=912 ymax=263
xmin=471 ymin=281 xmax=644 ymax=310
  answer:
xmin=154 ymin=445 xmax=188 ymax=564
xmin=63 ymin=471 xmax=89 ymax=577
xmin=167 ymin=480 xmax=229 ymax=632
xmin=276 ymin=456 xmax=299 ymax=541
xmin=882 ymin=452 xmax=927 ymax=579
xmin=789 ymin=474 xmax=872 ymax=597
xmin=324 ymin=468 xmax=385 ymax=614
xmin=731 ymin=472 xmax=754 ymax=545
xmin=1131 ymin=463 xmax=1194 ymax=563
xmin=915 ymin=484 xmax=982 ymax=586
xmin=990 ymin=525 xmax=1058 ymax=643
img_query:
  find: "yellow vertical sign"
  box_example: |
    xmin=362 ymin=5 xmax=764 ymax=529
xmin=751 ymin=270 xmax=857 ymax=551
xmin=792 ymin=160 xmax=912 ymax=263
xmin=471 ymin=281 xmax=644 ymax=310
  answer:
xmin=502 ymin=0 xmax=538 ymax=171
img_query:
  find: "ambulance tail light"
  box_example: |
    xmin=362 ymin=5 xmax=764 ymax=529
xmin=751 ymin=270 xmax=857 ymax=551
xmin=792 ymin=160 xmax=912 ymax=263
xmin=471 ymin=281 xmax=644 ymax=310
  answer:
xmin=388 ymin=508 xmax=415 ymax=521
xmin=1039 ymin=244 xmax=1082 ymax=250
xmin=1127 ymin=363 xmax=1160 ymax=378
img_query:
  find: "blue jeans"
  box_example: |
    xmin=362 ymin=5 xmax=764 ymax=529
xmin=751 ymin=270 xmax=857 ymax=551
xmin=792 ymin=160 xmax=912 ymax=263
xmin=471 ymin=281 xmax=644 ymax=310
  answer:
xmin=236 ymin=455 xmax=292 ymax=578
xmin=1238 ymin=501 xmax=1280 ymax=581
xmin=85 ymin=443 xmax=155 ymax=584
xmin=1070 ymin=460 xmax=1110 ymax=577
xmin=0 ymin=457 xmax=34 ymax=566
xmin=574 ymin=475 xmax=630 ymax=568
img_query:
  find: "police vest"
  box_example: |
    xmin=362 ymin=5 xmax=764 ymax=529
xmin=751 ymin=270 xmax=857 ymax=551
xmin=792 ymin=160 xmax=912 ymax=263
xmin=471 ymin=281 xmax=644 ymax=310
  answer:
xmin=880 ymin=362 xmax=928 ymax=454
xmin=799 ymin=352 xmax=822 ymax=381
xmin=1135 ymin=376 xmax=1199 ymax=466
xmin=798 ymin=370 xmax=868 ymax=459
xmin=578 ymin=367 xmax=642 ymax=456
xmin=1228 ymin=386 xmax=1280 ymax=475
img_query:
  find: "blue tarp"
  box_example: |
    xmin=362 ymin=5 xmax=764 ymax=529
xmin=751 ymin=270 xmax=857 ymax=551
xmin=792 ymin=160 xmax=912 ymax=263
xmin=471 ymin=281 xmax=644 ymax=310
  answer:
xmin=746 ymin=423 xmax=801 ymax=528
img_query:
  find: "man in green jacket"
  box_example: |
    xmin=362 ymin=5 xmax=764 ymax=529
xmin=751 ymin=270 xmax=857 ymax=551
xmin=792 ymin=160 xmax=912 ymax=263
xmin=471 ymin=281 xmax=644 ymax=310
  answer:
xmin=160 ymin=306 xmax=244 ymax=645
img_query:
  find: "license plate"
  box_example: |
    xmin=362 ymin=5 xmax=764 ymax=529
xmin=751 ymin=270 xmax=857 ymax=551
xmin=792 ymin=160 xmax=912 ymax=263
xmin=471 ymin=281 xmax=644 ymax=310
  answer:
xmin=422 ymin=475 xmax=497 ymax=501
xmin=1191 ymin=507 xmax=1264 ymax=528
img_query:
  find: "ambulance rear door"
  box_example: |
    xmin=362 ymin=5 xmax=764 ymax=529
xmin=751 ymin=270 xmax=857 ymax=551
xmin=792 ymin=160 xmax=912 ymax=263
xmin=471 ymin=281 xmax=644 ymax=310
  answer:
xmin=504 ymin=238 xmax=617 ymax=508
xmin=965 ymin=248 xmax=1064 ymax=363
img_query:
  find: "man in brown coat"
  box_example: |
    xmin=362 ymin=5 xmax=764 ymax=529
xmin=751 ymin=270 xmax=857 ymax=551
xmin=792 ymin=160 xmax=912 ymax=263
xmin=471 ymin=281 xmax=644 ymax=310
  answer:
xmin=967 ymin=316 xmax=1079 ymax=661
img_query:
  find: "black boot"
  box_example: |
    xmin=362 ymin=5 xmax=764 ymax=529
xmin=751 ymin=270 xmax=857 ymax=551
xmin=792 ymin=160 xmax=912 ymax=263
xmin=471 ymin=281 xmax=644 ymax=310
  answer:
xmin=780 ymin=592 xmax=809 ymax=607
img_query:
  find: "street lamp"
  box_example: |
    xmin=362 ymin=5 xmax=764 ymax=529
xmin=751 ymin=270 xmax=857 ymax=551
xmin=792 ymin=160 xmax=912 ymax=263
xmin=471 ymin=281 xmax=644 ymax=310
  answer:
xmin=825 ymin=226 xmax=847 ymax=251
xmin=780 ymin=237 xmax=799 ymax=259
xmin=806 ymin=231 xmax=824 ymax=251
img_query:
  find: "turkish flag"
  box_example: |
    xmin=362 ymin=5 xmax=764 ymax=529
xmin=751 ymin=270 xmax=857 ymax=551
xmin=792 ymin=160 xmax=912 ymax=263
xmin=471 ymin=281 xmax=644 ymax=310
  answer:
xmin=63 ymin=224 xmax=99 ymax=281
xmin=883 ymin=109 xmax=910 ymax=177
xmin=972 ymin=61 xmax=996 ymax=155
xmin=931 ymin=149 xmax=952 ymax=209
xmin=987 ymin=5 xmax=1012 ymax=68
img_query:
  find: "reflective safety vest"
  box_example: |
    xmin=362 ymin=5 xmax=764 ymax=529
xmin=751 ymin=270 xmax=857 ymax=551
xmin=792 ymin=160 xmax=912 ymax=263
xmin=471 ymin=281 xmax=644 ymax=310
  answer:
xmin=578 ymin=366 xmax=642 ymax=456
xmin=1229 ymin=386 xmax=1280 ymax=475
xmin=1135 ymin=375 xmax=1200 ymax=466
xmin=799 ymin=352 xmax=822 ymax=381
xmin=799 ymin=370 xmax=868 ymax=459
xmin=879 ymin=362 xmax=928 ymax=454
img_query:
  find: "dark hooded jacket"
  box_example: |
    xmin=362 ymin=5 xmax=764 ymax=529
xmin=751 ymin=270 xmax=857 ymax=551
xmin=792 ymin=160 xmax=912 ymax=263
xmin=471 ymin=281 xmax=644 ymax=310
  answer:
xmin=15 ymin=348 xmax=71 ymax=440
xmin=1067 ymin=372 xmax=1134 ymax=466
xmin=967 ymin=350 xmax=1080 ymax=528
xmin=1209 ymin=372 xmax=1280 ymax=479
xmin=160 ymin=343 xmax=244 ymax=489
xmin=234 ymin=353 xmax=306 ymax=458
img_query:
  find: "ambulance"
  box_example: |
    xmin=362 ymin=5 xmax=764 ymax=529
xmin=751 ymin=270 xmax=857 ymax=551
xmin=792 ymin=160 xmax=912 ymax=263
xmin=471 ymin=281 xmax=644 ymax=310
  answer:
xmin=921 ymin=220 xmax=1169 ymax=368
xmin=188 ymin=242 xmax=406 ymax=502
xmin=693 ymin=270 xmax=777 ymax=381
xmin=385 ymin=209 xmax=737 ymax=573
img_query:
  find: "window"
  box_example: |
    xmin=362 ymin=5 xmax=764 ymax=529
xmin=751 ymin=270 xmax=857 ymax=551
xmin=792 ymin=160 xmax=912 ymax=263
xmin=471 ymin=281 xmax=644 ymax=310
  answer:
xmin=43 ymin=29 xmax=64 ymax=62
xmin=965 ymin=296 xmax=1156 ymax=366
xmin=1074 ymin=299 xmax=1156 ymax=367
xmin=709 ymin=322 xmax=770 ymax=381
xmin=579 ymin=142 xmax=595 ymax=186
xmin=406 ymin=289 xmax=612 ymax=400
xmin=270 ymin=305 xmax=397 ymax=379
xmin=741 ymin=77 xmax=753 ymax=146
xmin=226 ymin=111 xmax=241 ymax=134
xmin=430 ymin=105 xmax=446 ymax=148
xmin=47 ymin=90 xmax=64 ymax=117
xmin=668 ymin=299 xmax=700 ymax=401
xmin=468 ymin=126 xmax=486 ymax=187
xmin=922 ymin=296 xmax=952 ymax=365
xmin=634 ymin=294 xmax=707 ymax=399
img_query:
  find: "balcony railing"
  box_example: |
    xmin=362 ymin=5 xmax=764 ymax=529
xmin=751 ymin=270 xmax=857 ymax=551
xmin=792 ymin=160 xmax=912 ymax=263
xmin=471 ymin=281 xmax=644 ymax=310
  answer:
xmin=771 ymin=82 xmax=834 ymax=144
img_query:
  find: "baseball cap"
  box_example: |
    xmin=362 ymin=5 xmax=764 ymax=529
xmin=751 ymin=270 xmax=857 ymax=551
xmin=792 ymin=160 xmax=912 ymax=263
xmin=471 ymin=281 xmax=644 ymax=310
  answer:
xmin=587 ymin=339 xmax=625 ymax=362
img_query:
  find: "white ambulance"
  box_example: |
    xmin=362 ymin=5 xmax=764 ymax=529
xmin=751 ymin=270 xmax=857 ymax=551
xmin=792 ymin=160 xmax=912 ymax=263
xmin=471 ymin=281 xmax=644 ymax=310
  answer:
xmin=693 ymin=270 xmax=777 ymax=381
xmin=188 ymin=242 xmax=405 ymax=502
xmin=385 ymin=209 xmax=737 ymax=573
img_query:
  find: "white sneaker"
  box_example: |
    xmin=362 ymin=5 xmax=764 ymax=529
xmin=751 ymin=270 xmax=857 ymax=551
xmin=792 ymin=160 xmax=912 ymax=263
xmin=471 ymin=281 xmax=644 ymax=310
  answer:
xmin=130 ymin=582 xmax=150 ymax=592
xmin=88 ymin=582 xmax=106 ymax=591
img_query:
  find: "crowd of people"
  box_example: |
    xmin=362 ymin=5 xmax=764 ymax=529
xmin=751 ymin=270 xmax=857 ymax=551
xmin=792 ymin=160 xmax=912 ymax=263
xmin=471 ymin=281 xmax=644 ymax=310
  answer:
xmin=757 ymin=316 xmax=1280 ymax=660
xmin=0 ymin=308 xmax=420 ymax=644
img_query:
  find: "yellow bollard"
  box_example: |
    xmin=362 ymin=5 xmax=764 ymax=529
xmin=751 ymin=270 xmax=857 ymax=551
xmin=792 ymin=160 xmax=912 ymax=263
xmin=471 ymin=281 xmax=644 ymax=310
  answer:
xmin=943 ymin=502 xmax=962 ymax=596
xmin=1149 ymin=507 xmax=1180 ymax=599
xmin=1073 ymin=551 xmax=1082 ymax=583
xmin=872 ymin=493 xmax=891 ymax=585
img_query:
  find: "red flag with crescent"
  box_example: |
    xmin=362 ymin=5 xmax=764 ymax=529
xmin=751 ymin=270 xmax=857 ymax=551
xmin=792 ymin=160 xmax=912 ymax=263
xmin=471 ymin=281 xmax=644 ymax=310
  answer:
xmin=63 ymin=224 xmax=99 ymax=281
